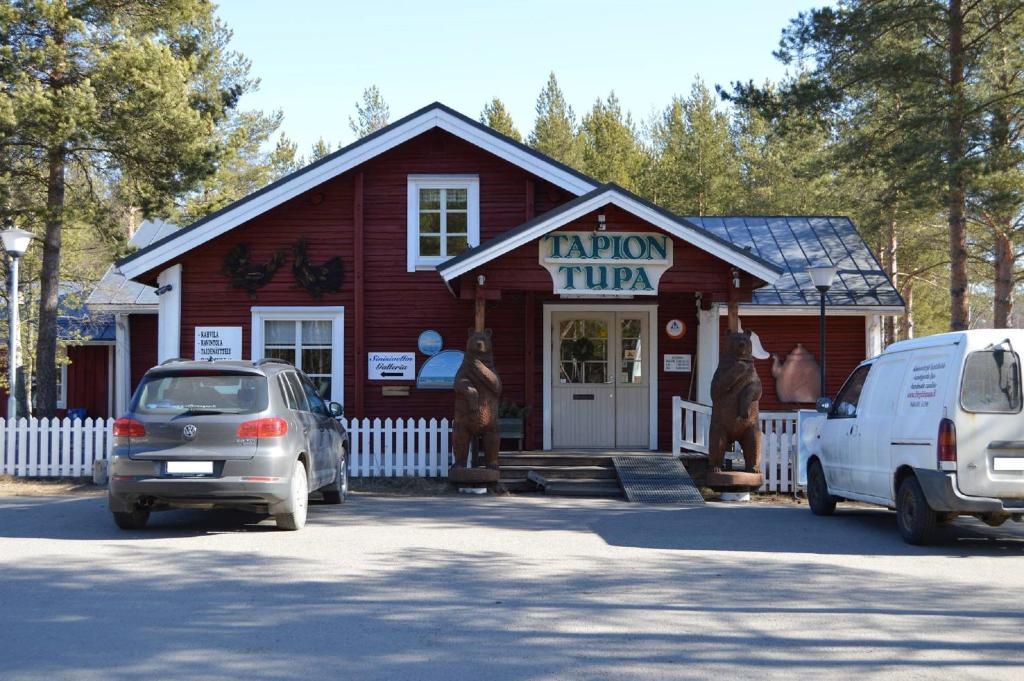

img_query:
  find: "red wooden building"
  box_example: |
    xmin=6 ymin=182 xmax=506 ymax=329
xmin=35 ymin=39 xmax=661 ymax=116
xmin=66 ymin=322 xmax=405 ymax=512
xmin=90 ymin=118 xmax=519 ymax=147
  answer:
xmin=102 ymin=102 xmax=901 ymax=451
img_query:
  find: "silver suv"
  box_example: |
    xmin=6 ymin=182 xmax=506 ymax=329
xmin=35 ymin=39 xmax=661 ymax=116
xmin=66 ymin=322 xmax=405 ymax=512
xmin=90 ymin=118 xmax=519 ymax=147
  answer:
xmin=108 ymin=358 xmax=349 ymax=531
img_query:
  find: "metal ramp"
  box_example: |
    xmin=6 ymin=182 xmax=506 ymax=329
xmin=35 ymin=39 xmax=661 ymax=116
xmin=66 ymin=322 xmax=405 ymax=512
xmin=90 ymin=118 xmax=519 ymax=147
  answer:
xmin=612 ymin=455 xmax=705 ymax=505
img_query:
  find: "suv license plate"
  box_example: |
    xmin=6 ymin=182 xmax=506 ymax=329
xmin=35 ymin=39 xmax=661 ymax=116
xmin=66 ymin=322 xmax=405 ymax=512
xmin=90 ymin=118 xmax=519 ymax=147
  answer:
xmin=166 ymin=461 xmax=214 ymax=475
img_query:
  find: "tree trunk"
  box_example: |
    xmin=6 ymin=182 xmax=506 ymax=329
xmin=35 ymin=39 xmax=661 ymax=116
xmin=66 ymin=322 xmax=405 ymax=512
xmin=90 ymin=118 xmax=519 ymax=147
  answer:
xmin=34 ymin=146 xmax=65 ymax=417
xmin=993 ymin=230 xmax=1014 ymax=328
xmin=903 ymin=279 xmax=915 ymax=340
xmin=882 ymin=214 xmax=899 ymax=346
xmin=947 ymin=0 xmax=970 ymax=331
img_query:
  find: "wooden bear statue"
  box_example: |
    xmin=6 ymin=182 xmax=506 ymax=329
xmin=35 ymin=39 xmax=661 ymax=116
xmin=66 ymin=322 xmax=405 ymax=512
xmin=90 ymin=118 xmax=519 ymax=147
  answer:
xmin=708 ymin=330 xmax=762 ymax=474
xmin=452 ymin=329 xmax=503 ymax=471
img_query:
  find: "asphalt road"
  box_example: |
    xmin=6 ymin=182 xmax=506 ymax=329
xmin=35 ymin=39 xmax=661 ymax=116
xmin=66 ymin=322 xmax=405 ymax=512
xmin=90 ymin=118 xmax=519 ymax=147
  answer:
xmin=1 ymin=493 xmax=1023 ymax=681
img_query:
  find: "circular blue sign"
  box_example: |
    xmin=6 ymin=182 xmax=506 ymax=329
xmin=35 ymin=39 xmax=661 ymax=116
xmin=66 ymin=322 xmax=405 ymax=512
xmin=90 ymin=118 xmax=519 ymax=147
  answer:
xmin=417 ymin=330 xmax=443 ymax=356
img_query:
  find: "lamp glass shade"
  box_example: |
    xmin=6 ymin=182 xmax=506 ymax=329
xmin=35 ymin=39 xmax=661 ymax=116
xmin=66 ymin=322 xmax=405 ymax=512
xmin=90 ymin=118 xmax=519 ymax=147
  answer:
xmin=0 ymin=228 xmax=33 ymax=257
xmin=807 ymin=264 xmax=838 ymax=290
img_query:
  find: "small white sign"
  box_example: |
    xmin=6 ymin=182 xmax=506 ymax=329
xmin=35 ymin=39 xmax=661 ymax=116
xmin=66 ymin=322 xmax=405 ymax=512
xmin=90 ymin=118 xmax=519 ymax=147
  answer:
xmin=194 ymin=327 xmax=242 ymax=361
xmin=665 ymin=319 xmax=686 ymax=339
xmin=368 ymin=352 xmax=415 ymax=381
xmin=663 ymin=353 xmax=692 ymax=373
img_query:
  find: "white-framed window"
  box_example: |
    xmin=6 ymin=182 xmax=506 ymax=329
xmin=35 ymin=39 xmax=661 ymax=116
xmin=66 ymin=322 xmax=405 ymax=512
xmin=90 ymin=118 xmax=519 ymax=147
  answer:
xmin=407 ymin=174 xmax=480 ymax=271
xmin=251 ymin=307 xmax=345 ymax=405
xmin=56 ymin=363 xmax=67 ymax=410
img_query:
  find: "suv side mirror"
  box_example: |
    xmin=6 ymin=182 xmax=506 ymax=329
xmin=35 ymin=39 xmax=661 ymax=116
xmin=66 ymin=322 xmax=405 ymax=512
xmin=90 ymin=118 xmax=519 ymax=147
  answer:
xmin=329 ymin=401 xmax=344 ymax=418
xmin=815 ymin=397 xmax=832 ymax=414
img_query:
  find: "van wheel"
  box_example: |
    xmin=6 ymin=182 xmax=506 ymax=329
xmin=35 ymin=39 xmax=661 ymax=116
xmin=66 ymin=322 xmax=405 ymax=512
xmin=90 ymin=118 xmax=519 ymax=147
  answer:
xmin=807 ymin=460 xmax=836 ymax=516
xmin=896 ymin=476 xmax=937 ymax=545
xmin=322 ymin=455 xmax=347 ymax=505
xmin=112 ymin=508 xmax=150 ymax=530
xmin=275 ymin=460 xmax=309 ymax=531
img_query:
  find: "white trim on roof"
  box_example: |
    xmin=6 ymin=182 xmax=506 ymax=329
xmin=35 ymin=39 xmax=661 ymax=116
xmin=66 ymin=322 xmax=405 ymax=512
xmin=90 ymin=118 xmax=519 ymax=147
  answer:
xmin=438 ymin=188 xmax=782 ymax=284
xmin=117 ymin=107 xmax=597 ymax=280
xmin=718 ymin=304 xmax=906 ymax=316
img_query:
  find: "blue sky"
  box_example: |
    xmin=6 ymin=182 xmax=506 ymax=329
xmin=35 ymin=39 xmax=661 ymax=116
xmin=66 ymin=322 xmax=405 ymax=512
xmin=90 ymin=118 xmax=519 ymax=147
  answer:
xmin=215 ymin=0 xmax=820 ymax=152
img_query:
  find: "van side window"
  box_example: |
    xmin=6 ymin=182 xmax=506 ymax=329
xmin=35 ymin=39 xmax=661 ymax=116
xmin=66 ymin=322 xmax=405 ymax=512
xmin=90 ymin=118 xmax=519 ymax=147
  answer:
xmin=277 ymin=374 xmax=299 ymax=410
xmin=829 ymin=364 xmax=872 ymax=419
xmin=300 ymin=374 xmax=330 ymax=417
xmin=961 ymin=347 xmax=1022 ymax=413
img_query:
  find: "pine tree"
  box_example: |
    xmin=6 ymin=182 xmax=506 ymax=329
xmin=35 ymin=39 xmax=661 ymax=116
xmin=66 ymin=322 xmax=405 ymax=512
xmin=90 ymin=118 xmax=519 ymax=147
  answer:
xmin=528 ymin=73 xmax=581 ymax=168
xmin=310 ymin=137 xmax=335 ymax=162
xmin=349 ymin=85 xmax=390 ymax=139
xmin=648 ymin=81 xmax=740 ymax=215
xmin=480 ymin=97 xmax=521 ymax=141
xmin=578 ymin=92 xmax=646 ymax=191
xmin=0 ymin=1 xmax=251 ymax=415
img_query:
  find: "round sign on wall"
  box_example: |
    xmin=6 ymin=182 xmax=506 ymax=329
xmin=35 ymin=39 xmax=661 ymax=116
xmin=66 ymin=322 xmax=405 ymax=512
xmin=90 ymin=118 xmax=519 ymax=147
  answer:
xmin=665 ymin=319 xmax=686 ymax=339
xmin=417 ymin=330 xmax=443 ymax=356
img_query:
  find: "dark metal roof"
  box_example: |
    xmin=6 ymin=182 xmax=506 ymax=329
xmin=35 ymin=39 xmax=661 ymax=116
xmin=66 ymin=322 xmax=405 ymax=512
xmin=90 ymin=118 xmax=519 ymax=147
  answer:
xmin=683 ymin=216 xmax=904 ymax=307
xmin=438 ymin=183 xmax=784 ymax=280
xmin=116 ymin=102 xmax=600 ymax=272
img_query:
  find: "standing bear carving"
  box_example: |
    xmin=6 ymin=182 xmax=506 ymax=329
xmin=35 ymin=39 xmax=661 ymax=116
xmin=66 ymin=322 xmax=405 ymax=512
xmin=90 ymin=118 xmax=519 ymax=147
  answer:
xmin=708 ymin=330 xmax=762 ymax=474
xmin=452 ymin=329 xmax=503 ymax=470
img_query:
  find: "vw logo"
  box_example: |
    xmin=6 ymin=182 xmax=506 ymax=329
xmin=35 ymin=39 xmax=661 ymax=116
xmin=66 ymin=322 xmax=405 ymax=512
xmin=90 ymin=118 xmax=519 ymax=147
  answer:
xmin=182 ymin=424 xmax=198 ymax=441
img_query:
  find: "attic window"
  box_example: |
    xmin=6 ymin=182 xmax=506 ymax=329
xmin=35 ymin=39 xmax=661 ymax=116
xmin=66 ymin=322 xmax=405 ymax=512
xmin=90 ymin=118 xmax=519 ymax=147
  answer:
xmin=407 ymin=175 xmax=480 ymax=271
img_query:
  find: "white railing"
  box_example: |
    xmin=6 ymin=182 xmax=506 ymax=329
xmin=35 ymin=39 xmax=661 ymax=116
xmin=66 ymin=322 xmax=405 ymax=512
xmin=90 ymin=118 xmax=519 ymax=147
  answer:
xmin=345 ymin=417 xmax=452 ymax=478
xmin=0 ymin=417 xmax=115 ymax=477
xmin=0 ymin=416 xmax=453 ymax=480
xmin=672 ymin=398 xmax=798 ymax=493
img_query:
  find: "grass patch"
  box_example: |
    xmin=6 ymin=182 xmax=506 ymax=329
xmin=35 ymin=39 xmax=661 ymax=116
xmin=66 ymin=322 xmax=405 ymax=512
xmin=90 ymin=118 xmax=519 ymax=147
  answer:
xmin=350 ymin=476 xmax=456 ymax=496
xmin=0 ymin=476 xmax=104 ymax=497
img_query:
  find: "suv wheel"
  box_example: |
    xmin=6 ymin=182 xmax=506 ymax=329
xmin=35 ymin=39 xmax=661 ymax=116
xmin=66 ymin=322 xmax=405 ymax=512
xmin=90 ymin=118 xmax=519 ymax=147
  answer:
xmin=896 ymin=476 xmax=937 ymax=545
xmin=275 ymin=459 xmax=309 ymax=531
xmin=806 ymin=460 xmax=837 ymax=516
xmin=322 ymin=454 xmax=348 ymax=505
xmin=112 ymin=507 xmax=150 ymax=530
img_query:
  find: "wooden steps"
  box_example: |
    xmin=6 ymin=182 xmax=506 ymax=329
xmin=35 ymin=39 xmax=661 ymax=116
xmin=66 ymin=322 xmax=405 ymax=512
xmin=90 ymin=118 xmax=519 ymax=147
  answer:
xmin=498 ymin=451 xmax=624 ymax=498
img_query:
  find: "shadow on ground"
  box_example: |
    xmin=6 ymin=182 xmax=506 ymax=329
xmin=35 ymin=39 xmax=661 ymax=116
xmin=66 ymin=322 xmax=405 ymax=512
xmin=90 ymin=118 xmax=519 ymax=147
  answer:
xmin=1 ymin=495 xmax=1023 ymax=679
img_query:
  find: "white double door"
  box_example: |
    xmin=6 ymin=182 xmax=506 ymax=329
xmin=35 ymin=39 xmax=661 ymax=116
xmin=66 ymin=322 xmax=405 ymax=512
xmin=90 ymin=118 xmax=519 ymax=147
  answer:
xmin=551 ymin=310 xmax=650 ymax=449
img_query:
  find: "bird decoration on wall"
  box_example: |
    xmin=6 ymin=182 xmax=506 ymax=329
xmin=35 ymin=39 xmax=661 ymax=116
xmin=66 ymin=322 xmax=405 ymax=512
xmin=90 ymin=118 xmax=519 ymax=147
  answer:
xmin=222 ymin=243 xmax=286 ymax=297
xmin=292 ymin=237 xmax=344 ymax=299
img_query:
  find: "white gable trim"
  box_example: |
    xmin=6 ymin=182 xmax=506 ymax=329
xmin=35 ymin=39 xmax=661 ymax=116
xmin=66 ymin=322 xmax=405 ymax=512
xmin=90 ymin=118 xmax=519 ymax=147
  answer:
xmin=438 ymin=188 xmax=782 ymax=284
xmin=118 ymin=106 xmax=598 ymax=281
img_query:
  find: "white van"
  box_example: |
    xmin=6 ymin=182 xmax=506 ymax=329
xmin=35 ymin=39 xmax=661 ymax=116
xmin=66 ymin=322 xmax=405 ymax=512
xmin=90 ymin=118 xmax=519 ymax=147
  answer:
xmin=807 ymin=329 xmax=1024 ymax=544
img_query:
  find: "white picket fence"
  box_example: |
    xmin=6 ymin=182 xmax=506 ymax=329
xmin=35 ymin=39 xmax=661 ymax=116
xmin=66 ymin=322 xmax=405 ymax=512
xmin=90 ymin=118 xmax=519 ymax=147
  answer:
xmin=346 ymin=417 xmax=452 ymax=478
xmin=0 ymin=416 xmax=453 ymax=479
xmin=671 ymin=396 xmax=798 ymax=493
xmin=0 ymin=417 xmax=115 ymax=477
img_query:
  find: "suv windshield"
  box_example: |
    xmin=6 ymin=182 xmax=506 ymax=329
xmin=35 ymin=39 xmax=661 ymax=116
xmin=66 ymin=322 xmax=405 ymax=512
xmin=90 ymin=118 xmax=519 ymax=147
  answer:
xmin=961 ymin=346 xmax=1022 ymax=413
xmin=132 ymin=371 xmax=268 ymax=416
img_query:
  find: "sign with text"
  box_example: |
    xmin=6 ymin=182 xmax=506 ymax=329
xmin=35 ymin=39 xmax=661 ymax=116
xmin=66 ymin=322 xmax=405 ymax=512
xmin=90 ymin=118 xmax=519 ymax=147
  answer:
xmin=663 ymin=354 xmax=692 ymax=373
xmin=194 ymin=327 xmax=242 ymax=361
xmin=539 ymin=231 xmax=673 ymax=296
xmin=368 ymin=352 xmax=415 ymax=381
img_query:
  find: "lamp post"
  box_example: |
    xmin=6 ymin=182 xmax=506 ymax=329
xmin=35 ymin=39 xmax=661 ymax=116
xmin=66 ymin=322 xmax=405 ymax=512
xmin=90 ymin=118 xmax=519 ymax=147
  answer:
xmin=1 ymin=222 xmax=34 ymax=420
xmin=807 ymin=264 xmax=837 ymax=405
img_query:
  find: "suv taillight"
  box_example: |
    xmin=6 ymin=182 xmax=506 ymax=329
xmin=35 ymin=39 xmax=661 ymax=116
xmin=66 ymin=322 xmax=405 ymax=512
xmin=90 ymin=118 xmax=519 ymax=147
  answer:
xmin=113 ymin=417 xmax=146 ymax=438
xmin=938 ymin=418 xmax=957 ymax=464
xmin=237 ymin=417 xmax=288 ymax=439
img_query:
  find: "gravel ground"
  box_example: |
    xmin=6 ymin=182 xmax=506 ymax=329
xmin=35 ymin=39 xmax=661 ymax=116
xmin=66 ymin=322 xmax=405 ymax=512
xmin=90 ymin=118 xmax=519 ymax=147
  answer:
xmin=0 ymin=492 xmax=1022 ymax=681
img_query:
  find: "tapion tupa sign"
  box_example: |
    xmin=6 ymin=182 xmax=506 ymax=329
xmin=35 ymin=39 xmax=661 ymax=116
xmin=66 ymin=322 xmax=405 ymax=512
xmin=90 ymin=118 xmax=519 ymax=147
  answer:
xmin=539 ymin=231 xmax=673 ymax=296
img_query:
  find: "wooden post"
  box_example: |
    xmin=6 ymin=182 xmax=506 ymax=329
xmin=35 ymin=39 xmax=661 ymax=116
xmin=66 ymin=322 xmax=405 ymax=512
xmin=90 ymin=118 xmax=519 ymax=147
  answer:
xmin=474 ymin=281 xmax=486 ymax=331
xmin=353 ymin=172 xmax=365 ymax=417
xmin=727 ymin=269 xmax=740 ymax=332
xmin=523 ymin=292 xmax=536 ymax=450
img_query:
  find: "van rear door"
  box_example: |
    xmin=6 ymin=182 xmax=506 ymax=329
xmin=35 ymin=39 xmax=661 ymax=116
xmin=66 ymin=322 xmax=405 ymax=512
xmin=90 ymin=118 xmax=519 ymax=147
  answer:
xmin=957 ymin=343 xmax=1024 ymax=498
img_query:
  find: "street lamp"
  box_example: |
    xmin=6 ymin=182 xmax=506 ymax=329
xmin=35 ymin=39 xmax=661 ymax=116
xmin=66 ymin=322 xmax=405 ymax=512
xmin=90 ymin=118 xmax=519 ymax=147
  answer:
xmin=1 ymin=223 xmax=34 ymax=420
xmin=808 ymin=263 xmax=837 ymax=408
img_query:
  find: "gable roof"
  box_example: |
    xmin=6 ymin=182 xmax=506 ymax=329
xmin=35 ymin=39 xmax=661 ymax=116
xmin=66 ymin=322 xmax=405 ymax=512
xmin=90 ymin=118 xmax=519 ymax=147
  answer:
xmin=437 ymin=184 xmax=784 ymax=285
xmin=685 ymin=216 xmax=904 ymax=309
xmin=116 ymin=102 xmax=599 ymax=280
xmin=87 ymin=219 xmax=176 ymax=310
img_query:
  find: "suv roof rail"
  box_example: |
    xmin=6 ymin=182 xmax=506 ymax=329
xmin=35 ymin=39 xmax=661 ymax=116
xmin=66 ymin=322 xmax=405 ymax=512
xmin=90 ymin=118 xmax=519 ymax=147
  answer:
xmin=159 ymin=357 xmax=191 ymax=366
xmin=254 ymin=357 xmax=293 ymax=367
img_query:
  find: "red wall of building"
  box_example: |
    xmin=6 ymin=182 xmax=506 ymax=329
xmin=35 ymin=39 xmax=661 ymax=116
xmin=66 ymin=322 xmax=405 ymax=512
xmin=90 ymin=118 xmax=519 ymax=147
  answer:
xmin=130 ymin=314 xmax=159 ymax=393
xmin=721 ymin=315 xmax=867 ymax=412
xmin=65 ymin=345 xmax=111 ymax=418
